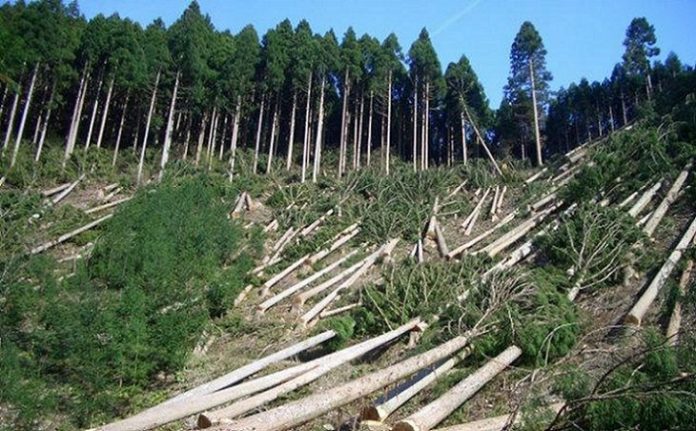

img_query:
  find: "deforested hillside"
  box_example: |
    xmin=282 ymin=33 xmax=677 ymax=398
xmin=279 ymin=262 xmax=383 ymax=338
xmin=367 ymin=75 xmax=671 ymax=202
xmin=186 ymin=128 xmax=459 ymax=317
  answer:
xmin=1 ymin=2 xmax=696 ymax=431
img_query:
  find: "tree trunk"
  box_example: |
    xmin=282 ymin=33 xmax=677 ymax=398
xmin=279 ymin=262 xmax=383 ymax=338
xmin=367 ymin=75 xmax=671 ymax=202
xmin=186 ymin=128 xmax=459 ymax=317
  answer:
xmin=0 ymin=85 xmax=8 ymax=124
xmin=366 ymin=91 xmax=373 ymax=167
xmin=529 ymin=60 xmax=543 ymax=166
xmin=628 ymin=180 xmax=662 ymax=217
xmin=424 ymin=81 xmax=429 ymax=170
xmin=253 ymin=95 xmax=265 ymax=174
xmin=195 ymin=113 xmax=208 ymax=166
xmin=158 ymin=71 xmax=179 ymax=180
xmin=356 ymin=93 xmax=364 ymax=169
xmin=266 ymin=101 xmax=278 ymax=174
xmin=386 ymin=71 xmax=392 ymax=175
xmin=182 ymin=119 xmax=191 ymax=161
xmin=338 ymin=69 xmax=350 ymax=178
xmin=228 ymin=95 xmax=242 ymax=181
xmin=462 ymin=105 xmax=503 ymax=176
xmin=620 ymin=90 xmax=628 ymax=126
xmin=214 ymin=331 xmax=476 ymax=431
xmin=111 ymin=93 xmax=129 ymax=166
xmin=460 ymin=111 xmax=467 ymax=164
xmin=36 ymin=81 xmax=56 ymax=163
xmin=626 ymin=213 xmax=696 ymax=326
xmin=207 ymin=107 xmax=219 ymax=170
xmin=84 ymin=72 xmax=104 ymax=151
xmin=96 ymin=76 xmax=115 ymax=149
xmin=312 ymin=77 xmax=325 ymax=183
xmin=32 ymin=84 xmax=46 ymax=145
xmin=666 ymin=259 xmax=694 ymax=346
xmin=64 ymin=66 xmax=88 ymax=165
xmin=137 ymin=70 xmax=161 ymax=185
xmin=286 ymin=91 xmax=297 ymax=170
xmin=643 ymin=164 xmax=690 ymax=236
xmin=412 ymin=75 xmax=418 ymax=172
xmin=609 ymin=105 xmax=615 ymax=132
xmin=393 ymin=346 xmax=522 ymax=431
xmin=219 ymin=114 xmax=229 ymax=160
xmin=2 ymin=84 xmax=20 ymax=157
xmin=10 ymin=62 xmax=39 ymax=168
xmin=301 ymin=73 xmax=312 ymax=183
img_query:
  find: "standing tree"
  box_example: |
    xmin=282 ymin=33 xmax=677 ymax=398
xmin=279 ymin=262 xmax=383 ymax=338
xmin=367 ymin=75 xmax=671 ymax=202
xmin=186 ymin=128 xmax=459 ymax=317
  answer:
xmin=337 ymin=27 xmax=362 ymax=177
xmin=622 ymin=17 xmax=659 ymax=99
xmin=312 ymin=30 xmax=339 ymax=182
xmin=504 ymin=21 xmax=552 ymax=166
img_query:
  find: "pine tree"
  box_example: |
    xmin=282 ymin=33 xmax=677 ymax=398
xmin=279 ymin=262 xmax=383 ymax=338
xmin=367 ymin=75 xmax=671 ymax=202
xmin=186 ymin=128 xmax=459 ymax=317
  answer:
xmin=623 ymin=17 xmax=659 ymax=98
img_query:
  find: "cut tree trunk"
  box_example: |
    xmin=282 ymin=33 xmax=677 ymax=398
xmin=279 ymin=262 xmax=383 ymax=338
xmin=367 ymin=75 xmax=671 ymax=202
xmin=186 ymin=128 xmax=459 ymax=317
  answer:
xmin=367 ymin=91 xmax=373 ymax=167
xmin=301 ymin=73 xmax=312 ymax=183
xmin=209 ymin=330 xmax=477 ymax=431
xmin=42 ymin=182 xmax=71 ymax=197
xmin=85 ymin=197 xmax=132 ymax=215
xmin=361 ymin=349 xmax=469 ymax=421
xmin=461 ymin=188 xmax=491 ymax=231
xmin=51 ymin=174 xmax=85 ymax=205
xmin=338 ymin=71 xmax=350 ymax=178
xmin=112 ymin=93 xmax=130 ymax=166
xmin=266 ymin=102 xmax=279 ymax=174
xmin=643 ymin=165 xmax=690 ymax=236
xmin=529 ymin=60 xmax=542 ymax=166
xmin=2 ymin=83 xmax=20 ymax=157
xmin=628 ymin=180 xmax=662 ymax=217
xmin=626 ymin=213 xmax=696 ymax=326
xmin=462 ymin=104 xmax=502 ymax=176
xmin=666 ymin=257 xmax=694 ymax=345
xmin=392 ymin=345 xmax=522 ymax=431
xmin=95 ymin=76 xmax=115 ymax=149
xmin=386 ymin=71 xmax=392 ymax=175
xmin=84 ymin=72 xmax=104 ymax=151
xmin=258 ymin=250 xmax=358 ymax=313
xmin=137 ymin=70 xmax=161 ymax=185
xmin=31 ymin=213 xmax=112 ymax=255
xmin=479 ymin=203 xmax=559 ymax=257
xmin=159 ymin=71 xmax=179 ymax=180
xmin=64 ymin=66 xmax=88 ymax=165
xmin=308 ymin=227 xmax=360 ymax=265
xmin=253 ymin=96 xmax=265 ymax=174
xmin=312 ymin=77 xmax=325 ymax=183
xmin=432 ymin=403 xmax=564 ymax=431
xmin=448 ymin=212 xmax=516 ymax=260
xmin=198 ymin=319 xmax=422 ymax=428
xmin=260 ymin=254 xmax=310 ymax=297
xmin=35 ymin=80 xmax=56 ymax=162
xmin=524 ymin=168 xmax=547 ymax=184
xmin=10 ymin=62 xmax=39 ymax=168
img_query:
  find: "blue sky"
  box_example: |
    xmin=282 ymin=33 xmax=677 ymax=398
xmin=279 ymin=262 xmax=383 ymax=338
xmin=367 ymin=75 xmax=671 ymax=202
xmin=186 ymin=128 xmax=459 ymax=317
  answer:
xmin=80 ymin=0 xmax=696 ymax=107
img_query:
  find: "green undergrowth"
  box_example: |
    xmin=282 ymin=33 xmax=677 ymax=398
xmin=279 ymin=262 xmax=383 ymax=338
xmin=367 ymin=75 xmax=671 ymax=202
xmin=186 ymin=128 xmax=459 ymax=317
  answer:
xmin=0 ymin=175 xmax=263 ymax=429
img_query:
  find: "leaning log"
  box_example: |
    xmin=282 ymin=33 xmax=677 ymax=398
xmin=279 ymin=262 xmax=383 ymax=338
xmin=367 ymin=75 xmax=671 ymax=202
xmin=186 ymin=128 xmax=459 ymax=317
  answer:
xmin=666 ymin=257 xmax=694 ymax=345
xmin=392 ymin=345 xmax=522 ymax=431
xmin=51 ymin=173 xmax=85 ymax=205
xmin=461 ymin=188 xmax=491 ymax=230
xmin=434 ymin=219 xmax=449 ymax=257
xmin=309 ymin=227 xmax=360 ymax=265
xmin=294 ymin=252 xmax=370 ymax=307
xmin=208 ymin=331 xmax=477 ymax=431
xmin=301 ymin=208 xmax=334 ymax=237
xmin=626 ymin=213 xmax=696 ymax=326
xmin=261 ymin=254 xmax=310 ymax=297
xmin=41 ymin=182 xmax=71 ymax=197
xmin=628 ymin=180 xmax=662 ymax=217
xmin=30 ymin=213 xmax=112 ymax=254
xmin=198 ymin=319 xmax=422 ymax=428
xmin=258 ymin=250 xmax=358 ymax=313
xmin=524 ymin=168 xmax=547 ymax=184
xmin=480 ymin=204 xmax=559 ymax=258
xmin=85 ymin=196 xmax=131 ymax=215
xmin=447 ymin=212 xmax=516 ymax=260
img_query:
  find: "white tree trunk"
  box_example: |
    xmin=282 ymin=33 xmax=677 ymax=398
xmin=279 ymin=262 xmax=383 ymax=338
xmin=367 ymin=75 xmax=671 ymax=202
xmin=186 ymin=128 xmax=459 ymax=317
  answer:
xmin=286 ymin=91 xmax=297 ymax=170
xmin=357 ymin=94 xmax=365 ymax=169
xmin=2 ymin=84 xmax=20 ymax=157
xmin=412 ymin=76 xmax=418 ymax=172
xmin=666 ymin=258 xmax=694 ymax=345
xmin=10 ymin=63 xmax=39 ymax=168
xmin=312 ymin=77 xmax=325 ymax=183
xmin=266 ymin=101 xmax=278 ymax=174
xmin=338 ymin=70 xmax=350 ymax=178
xmin=35 ymin=81 xmax=56 ymax=162
xmin=228 ymin=95 xmax=241 ymax=181
xmin=195 ymin=113 xmax=208 ymax=166
xmin=64 ymin=66 xmax=89 ymax=165
xmin=112 ymin=93 xmax=130 ymax=166
xmin=301 ymin=73 xmax=312 ymax=183
xmin=84 ymin=73 xmax=104 ymax=151
xmin=159 ymin=71 xmax=179 ymax=180
xmin=31 ymin=213 xmax=112 ymax=255
xmin=367 ymin=91 xmax=373 ymax=167
xmin=386 ymin=72 xmax=392 ymax=175
xmin=460 ymin=111 xmax=467 ymax=164
xmin=529 ymin=60 xmax=543 ymax=166
xmin=253 ymin=96 xmax=265 ymax=174
xmin=643 ymin=165 xmax=690 ymax=236
xmin=96 ymin=76 xmax=115 ymax=149
xmin=424 ymin=81 xmax=429 ymax=170
xmin=137 ymin=70 xmax=161 ymax=185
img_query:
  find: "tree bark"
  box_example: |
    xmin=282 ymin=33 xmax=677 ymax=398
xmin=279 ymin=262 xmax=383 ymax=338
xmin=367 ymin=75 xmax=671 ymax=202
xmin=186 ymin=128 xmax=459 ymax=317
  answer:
xmin=137 ymin=70 xmax=161 ymax=185
xmin=312 ymin=77 xmax=325 ymax=183
xmin=213 ymin=330 xmax=476 ymax=431
xmin=643 ymin=165 xmax=690 ymax=236
xmin=301 ymin=73 xmax=312 ymax=183
xmin=2 ymin=83 xmax=20 ymax=157
xmin=207 ymin=108 xmax=219 ymax=170
xmin=228 ymin=95 xmax=242 ymax=181
xmin=356 ymin=93 xmax=364 ymax=169
xmin=367 ymin=91 xmax=373 ymax=167
xmin=529 ymin=60 xmax=543 ymax=166
xmin=31 ymin=213 xmax=112 ymax=255
xmin=64 ymin=66 xmax=88 ymax=165
xmin=35 ymin=81 xmax=56 ymax=162
xmin=424 ymin=81 xmax=430 ymax=170
xmin=460 ymin=111 xmax=467 ymax=164
xmin=386 ymin=71 xmax=393 ymax=175
xmin=10 ymin=62 xmax=38 ymax=167
xmin=195 ymin=113 xmax=208 ymax=166
xmin=219 ymin=113 xmax=229 ymax=160
xmin=266 ymin=100 xmax=279 ymax=174
xmin=286 ymin=91 xmax=297 ymax=170
xmin=412 ymin=75 xmax=418 ymax=172
xmin=666 ymin=258 xmax=694 ymax=346
xmin=84 ymin=72 xmax=104 ymax=151
xmin=0 ymin=84 xmax=7 ymax=124
xmin=620 ymin=90 xmax=628 ymax=126
xmin=626 ymin=213 xmax=696 ymax=326
xmin=393 ymin=346 xmax=522 ymax=431
xmin=159 ymin=71 xmax=179 ymax=180
xmin=609 ymin=105 xmax=615 ymax=132
xmin=96 ymin=76 xmax=115 ymax=149
xmin=432 ymin=403 xmax=564 ymax=431
xmin=338 ymin=69 xmax=350 ymax=178
xmin=111 ymin=93 xmax=129 ymax=166
xmin=462 ymin=104 xmax=503 ymax=176
xmin=253 ymin=95 xmax=265 ymax=174
xmin=628 ymin=180 xmax=662 ymax=217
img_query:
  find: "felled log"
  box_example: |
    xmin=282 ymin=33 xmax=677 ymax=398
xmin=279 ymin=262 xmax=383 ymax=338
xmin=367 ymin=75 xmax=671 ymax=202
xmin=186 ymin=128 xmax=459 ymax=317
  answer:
xmin=261 ymin=254 xmax=310 ymax=297
xmin=489 ymin=186 xmax=500 ymax=221
xmin=300 ymin=240 xmax=399 ymax=325
xmin=30 ymin=213 xmax=113 ymax=254
xmin=309 ymin=227 xmax=360 ymax=265
xmin=636 ymin=210 xmax=653 ymax=227
xmin=496 ymin=186 xmax=507 ymax=214
xmin=417 ymin=239 xmax=424 ymax=263
xmin=103 ymin=182 xmax=120 ymax=193
xmin=666 ymin=257 xmax=694 ymax=345
xmin=461 ymin=188 xmax=490 ymax=230
xmin=447 ymin=212 xmax=516 ymax=260
xmin=51 ymin=173 xmax=85 ymax=205
xmin=258 ymin=250 xmax=358 ymax=313
xmin=231 ymin=192 xmax=248 ymax=217
xmin=480 ymin=204 xmax=559 ymax=258
xmin=264 ymin=219 xmax=279 ymax=233
xmin=267 ymin=227 xmax=301 ymax=265
xmin=209 ymin=331 xmax=476 ymax=431
xmin=198 ymin=319 xmax=422 ymax=428
xmin=41 ymin=182 xmax=71 ymax=197
xmin=445 ymin=180 xmax=468 ymax=201
xmin=617 ymin=191 xmax=640 ymax=209
xmin=294 ymin=252 xmax=369 ymax=308
xmin=85 ymin=196 xmax=132 ymax=214
xmin=301 ymin=209 xmax=334 ymax=237
xmin=103 ymin=187 xmax=122 ymax=202
xmin=626 ymin=213 xmax=696 ymax=326
xmin=233 ymin=284 xmax=254 ymax=306
xmin=320 ymin=301 xmax=361 ymax=318
xmin=628 ymin=180 xmax=662 ymax=217
xmin=431 ymin=402 xmax=564 ymax=431
xmin=434 ymin=219 xmax=449 ymax=257
xmin=529 ymin=190 xmax=558 ymax=212
xmin=643 ymin=165 xmax=690 ymax=236
xmin=361 ymin=350 xmax=469 ymax=421
xmin=524 ymin=168 xmax=547 ymax=184
xmin=392 ymin=345 xmax=522 ymax=431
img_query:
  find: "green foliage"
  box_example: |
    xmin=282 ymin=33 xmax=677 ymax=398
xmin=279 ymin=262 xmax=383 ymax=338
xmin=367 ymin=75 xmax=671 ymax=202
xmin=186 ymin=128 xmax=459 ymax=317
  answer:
xmin=321 ymin=315 xmax=356 ymax=351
